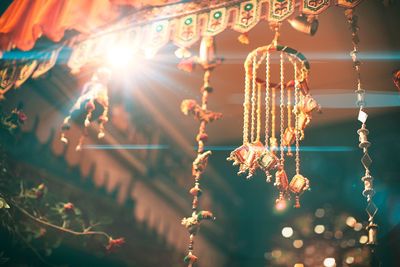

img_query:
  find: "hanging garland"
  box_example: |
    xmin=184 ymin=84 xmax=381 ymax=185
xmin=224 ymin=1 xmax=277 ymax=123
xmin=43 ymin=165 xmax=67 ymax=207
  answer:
xmin=180 ymin=36 xmax=222 ymax=266
xmin=227 ymin=24 xmax=320 ymax=208
xmin=66 ymin=0 xmax=364 ymax=72
xmin=0 ymin=0 xmax=365 ymax=93
xmin=344 ymin=8 xmax=378 ymax=246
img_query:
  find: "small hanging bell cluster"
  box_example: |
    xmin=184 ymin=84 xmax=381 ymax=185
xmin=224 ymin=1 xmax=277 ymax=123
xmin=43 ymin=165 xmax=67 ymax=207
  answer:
xmin=227 ymin=37 xmax=320 ymax=208
xmin=345 ymin=8 xmax=378 ymax=246
xmin=180 ymin=36 xmax=221 ymax=267
xmin=60 ymin=67 xmax=111 ymax=151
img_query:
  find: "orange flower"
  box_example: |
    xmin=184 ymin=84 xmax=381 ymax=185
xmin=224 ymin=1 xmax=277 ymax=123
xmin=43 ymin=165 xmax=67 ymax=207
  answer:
xmin=63 ymin=202 xmax=75 ymax=212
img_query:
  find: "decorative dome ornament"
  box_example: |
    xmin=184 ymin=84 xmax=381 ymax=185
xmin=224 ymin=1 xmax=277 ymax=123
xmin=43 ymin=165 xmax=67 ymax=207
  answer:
xmin=60 ymin=67 xmax=111 ymax=151
xmin=227 ymin=23 xmax=320 ymax=208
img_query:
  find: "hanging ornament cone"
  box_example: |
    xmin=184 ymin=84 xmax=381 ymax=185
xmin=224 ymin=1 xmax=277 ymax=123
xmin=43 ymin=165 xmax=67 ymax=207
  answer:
xmin=227 ymin=25 xmax=321 ymax=208
xmin=60 ymin=67 xmax=111 ymax=151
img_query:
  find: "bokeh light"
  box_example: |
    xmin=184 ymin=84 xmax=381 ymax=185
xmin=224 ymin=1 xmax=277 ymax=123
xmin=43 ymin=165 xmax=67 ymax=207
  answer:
xmin=314 ymin=224 xmax=325 ymax=234
xmin=323 ymin=257 xmax=336 ymax=267
xmin=315 ymin=208 xmax=325 ymax=218
xmin=275 ymin=199 xmax=288 ymax=212
xmin=354 ymin=222 xmax=363 ymax=231
xmin=282 ymin=227 xmax=294 ymax=238
xmin=346 ymin=216 xmax=357 ymax=227
xmin=271 ymin=249 xmax=282 ymax=258
xmin=346 ymin=256 xmax=355 ymax=264
xmin=293 ymin=239 xmax=303 ymax=249
xmin=359 ymin=235 xmax=368 ymax=244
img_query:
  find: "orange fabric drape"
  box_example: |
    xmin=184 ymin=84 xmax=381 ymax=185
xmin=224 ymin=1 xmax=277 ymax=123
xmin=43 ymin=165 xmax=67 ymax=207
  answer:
xmin=110 ymin=0 xmax=181 ymax=8
xmin=0 ymin=0 xmax=182 ymax=52
xmin=0 ymin=0 xmax=120 ymax=51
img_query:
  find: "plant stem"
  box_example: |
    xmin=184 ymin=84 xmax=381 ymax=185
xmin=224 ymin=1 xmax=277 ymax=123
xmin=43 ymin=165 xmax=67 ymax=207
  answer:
xmin=12 ymin=200 xmax=111 ymax=241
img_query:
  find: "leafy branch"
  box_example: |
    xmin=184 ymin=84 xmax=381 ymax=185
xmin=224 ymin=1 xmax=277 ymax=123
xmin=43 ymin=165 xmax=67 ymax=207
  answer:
xmin=0 ymin=104 xmax=125 ymax=266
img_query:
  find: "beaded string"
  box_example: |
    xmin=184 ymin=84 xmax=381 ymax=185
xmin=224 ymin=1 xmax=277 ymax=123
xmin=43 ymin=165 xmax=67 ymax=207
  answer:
xmin=345 ymin=8 xmax=378 ymax=248
xmin=294 ymin=62 xmax=301 ymax=175
xmin=265 ymin=51 xmax=271 ymax=148
xmin=251 ymin=56 xmax=257 ymax=143
xmin=243 ymin=63 xmax=251 ymax=144
xmin=271 ymin=86 xmax=276 ymax=149
xmin=256 ymin=80 xmax=262 ymax=142
xmin=182 ymin=67 xmax=219 ymax=266
xmin=279 ymin=51 xmax=285 ymax=163
xmin=286 ymin=78 xmax=292 ymax=156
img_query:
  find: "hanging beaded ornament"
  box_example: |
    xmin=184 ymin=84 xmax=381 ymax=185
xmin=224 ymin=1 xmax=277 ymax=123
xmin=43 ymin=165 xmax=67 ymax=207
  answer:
xmin=345 ymin=8 xmax=378 ymax=247
xmin=227 ymin=26 xmax=320 ymax=208
xmin=180 ymin=36 xmax=221 ymax=267
xmin=60 ymin=67 xmax=111 ymax=151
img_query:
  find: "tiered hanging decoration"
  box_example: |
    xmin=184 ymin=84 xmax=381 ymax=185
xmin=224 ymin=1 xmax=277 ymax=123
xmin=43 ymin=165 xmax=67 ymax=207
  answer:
xmin=60 ymin=67 xmax=111 ymax=151
xmin=344 ymin=9 xmax=378 ymax=246
xmin=0 ymin=1 xmax=366 ymax=92
xmin=227 ymin=25 xmax=320 ymax=208
xmin=180 ymin=36 xmax=222 ymax=266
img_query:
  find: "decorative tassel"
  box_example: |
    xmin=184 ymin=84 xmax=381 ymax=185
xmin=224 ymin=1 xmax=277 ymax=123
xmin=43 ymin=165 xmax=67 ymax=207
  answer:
xmin=238 ymin=32 xmax=250 ymax=44
xmin=178 ymin=58 xmax=195 ymax=72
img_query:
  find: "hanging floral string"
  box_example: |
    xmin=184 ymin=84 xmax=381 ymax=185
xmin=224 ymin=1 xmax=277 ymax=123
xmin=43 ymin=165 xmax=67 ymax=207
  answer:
xmin=180 ymin=36 xmax=222 ymax=267
xmin=344 ymin=9 xmax=378 ymax=246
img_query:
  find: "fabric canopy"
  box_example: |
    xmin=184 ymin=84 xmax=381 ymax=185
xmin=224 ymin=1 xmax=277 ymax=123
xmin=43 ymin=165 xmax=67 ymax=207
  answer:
xmin=0 ymin=0 xmax=180 ymax=51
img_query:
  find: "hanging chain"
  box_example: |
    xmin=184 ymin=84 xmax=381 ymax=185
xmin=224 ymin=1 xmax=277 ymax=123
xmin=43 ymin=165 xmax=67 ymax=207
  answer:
xmin=279 ymin=51 xmax=285 ymax=163
xmin=345 ymin=8 xmax=378 ymax=247
xmin=294 ymin=62 xmax=301 ymax=175
xmin=287 ymin=88 xmax=292 ymax=130
xmin=271 ymin=87 xmax=276 ymax=147
xmin=243 ymin=63 xmax=251 ymax=144
xmin=265 ymin=51 xmax=271 ymax=148
xmin=256 ymin=80 xmax=262 ymax=142
xmin=251 ymin=56 xmax=257 ymax=143
xmin=182 ymin=39 xmax=221 ymax=263
xmin=287 ymin=77 xmax=292 ymax=156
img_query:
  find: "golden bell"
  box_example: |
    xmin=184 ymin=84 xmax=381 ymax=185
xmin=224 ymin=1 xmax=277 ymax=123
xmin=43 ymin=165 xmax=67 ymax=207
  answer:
xmin=288 ymin=15 xmax=319 ymax=36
